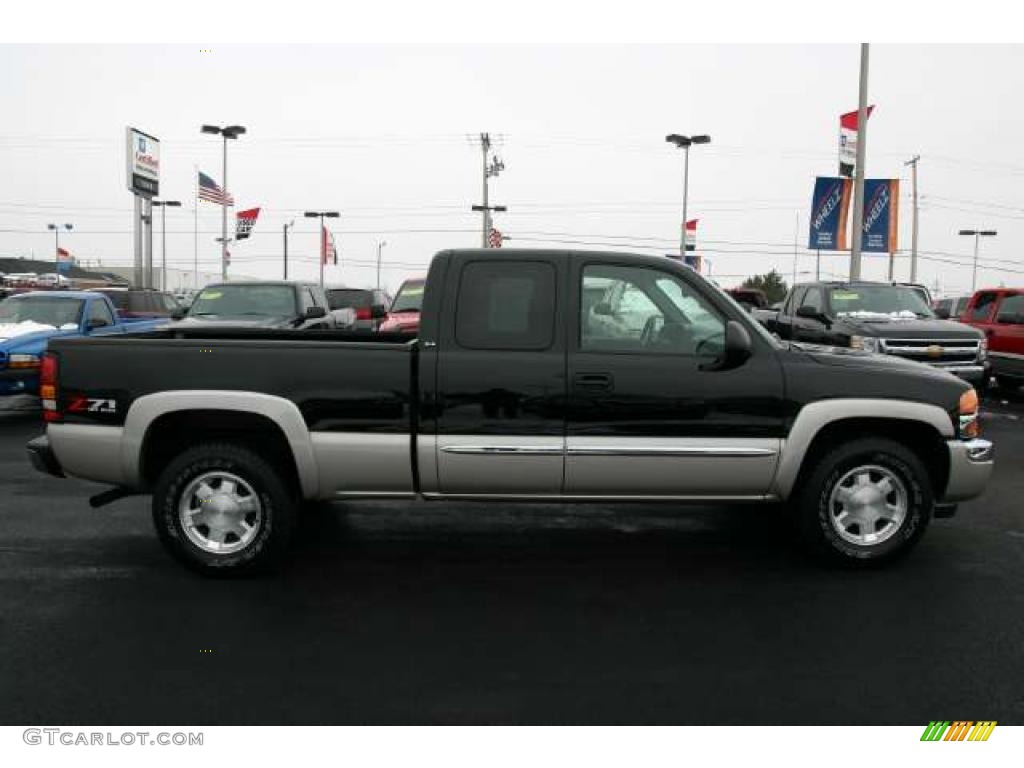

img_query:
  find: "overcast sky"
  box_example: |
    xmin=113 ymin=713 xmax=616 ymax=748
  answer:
xmin=1 ymin=44 xmax=1022 ymax=294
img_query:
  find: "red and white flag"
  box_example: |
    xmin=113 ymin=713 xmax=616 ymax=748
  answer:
xmin=684 ymin=219 xmax=698 ymax=252
xmin=235 ymin=207 xmax=260 ymax=240
xmin=839 ymin=105 xmax=875 ymax=177
xmin=488 ymin=227 xmax=504 ymax=248
xmin=56 ymin=247 xmax=72 ymax=263
xmin=322 ymin=225 xmax=338 ymax=265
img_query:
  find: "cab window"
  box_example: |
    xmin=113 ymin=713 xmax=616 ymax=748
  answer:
xmin=455 ymin=261 xmax=556 ymax=351
xmin=88 ymin=299 xmax=115 ymax=328
xmin=580 ymin=264 xmax=725 ymax=356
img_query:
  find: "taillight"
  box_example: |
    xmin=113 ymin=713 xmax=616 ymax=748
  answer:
xmin=355 ymin=307 xmax=371 ymax=321
xmin=958 ymin=388 xmax=980 ymax=438
xmin=40 ymin=352 xmax=61 ymax=423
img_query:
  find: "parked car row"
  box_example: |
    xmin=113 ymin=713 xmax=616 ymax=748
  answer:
xmin=0 ymin=291 xmax=168 ymax=397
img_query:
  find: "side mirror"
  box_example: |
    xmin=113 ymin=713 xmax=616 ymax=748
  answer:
xmin=702 ymin=321 xmax=753 ymax=372
xmin=796 ymin=304 xmax=823 ymax=320
xmin=370 ymin=304 xmax=388 ymax=320
xmin=933 ymin=307 xmax=950 ymax=319
xmin=593 ymin=302 xmax=615 ymax=317
xmin=171 ymin=307 xmax=186 ymax=320
xmin=305 ymin=305 xmax=327 ymax=319
xmin=87 ymin=318 xmax=110 ymax=330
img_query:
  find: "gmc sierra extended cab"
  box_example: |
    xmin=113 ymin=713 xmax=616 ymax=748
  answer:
xmin=754 ymin=281 xmax=987 ymax=384
xmin=27 ymin=249 xmax=994 ymax=575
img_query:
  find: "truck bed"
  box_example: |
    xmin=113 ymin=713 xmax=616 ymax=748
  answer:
xmin=49 ymin=330 xmax=418 ymax=434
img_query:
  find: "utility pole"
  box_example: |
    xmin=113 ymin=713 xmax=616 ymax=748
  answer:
xmin=849 ymin=43 xmax=870 ymax=281
xmin=905 ymin=155 xmax=920 ymax=283
xmin=471 ymin=133 xmax=506 ymax=247
xmin=283 ymin=220 xmax=294 ymax=280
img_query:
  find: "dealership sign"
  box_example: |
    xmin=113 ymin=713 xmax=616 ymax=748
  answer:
xmin=861 ymin=178 xmax=900 ymax=253
xmin=808 ymin=176 xmax=852 ymax=250
xmin=126 ymin=127 xmax=160 ymax=198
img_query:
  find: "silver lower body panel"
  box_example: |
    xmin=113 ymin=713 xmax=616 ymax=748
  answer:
xmin=941 ymin=438 xmax=994 ymax=503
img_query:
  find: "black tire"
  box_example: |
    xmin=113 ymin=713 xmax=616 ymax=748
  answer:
xmin=152 ymin=442 xmax=297 ymax=576
xmin=796 ymin=437 xmax=933 ymax=567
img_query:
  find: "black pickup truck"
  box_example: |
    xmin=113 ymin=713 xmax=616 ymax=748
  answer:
xmin=27 ymin=249 xmax=993 ymax=575
xmin=753 ymin=281 xmax=987 ymax=384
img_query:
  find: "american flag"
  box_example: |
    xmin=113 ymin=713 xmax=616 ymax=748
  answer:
xmin=488 ymin=227 xmax=503 ymax=248
xmin=198 ymin=171 xmax=234 ymax=206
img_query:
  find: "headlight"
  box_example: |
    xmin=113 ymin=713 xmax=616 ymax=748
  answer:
xmin=8 ymin=354 xmax=41 ymax=369
xmin=850 ymin=335 xmax=882 ymax=353
xmin=959 ymin=388 xmax=980 ymax=438
xmin=978 ymin=338 xmax=988 ymax=363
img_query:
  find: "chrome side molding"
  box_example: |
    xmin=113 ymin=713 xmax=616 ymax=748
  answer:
xmin=440 ymin=445 xmax=564 ymax=456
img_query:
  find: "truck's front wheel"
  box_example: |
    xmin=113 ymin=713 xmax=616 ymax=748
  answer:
xmin=796 ymin=437 xmax=932 ymax=566
xmin=152 ymin=442 xmax=296 ymax=576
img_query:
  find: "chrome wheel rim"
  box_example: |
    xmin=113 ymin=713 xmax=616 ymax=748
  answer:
xmin=178 ymin=471 xmax=263 ymax=555
xmin=828 ymin=464 xmax=908 ymax=547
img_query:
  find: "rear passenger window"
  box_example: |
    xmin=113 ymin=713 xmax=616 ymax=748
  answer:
xmin=455 ymin=261 xmax=556 ymax=350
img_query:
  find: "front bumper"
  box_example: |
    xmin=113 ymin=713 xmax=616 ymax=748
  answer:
xmin=26 ymin=435 xmax=64 ymax=478
xmin=941 ymin=438 xmax=994 ymax=503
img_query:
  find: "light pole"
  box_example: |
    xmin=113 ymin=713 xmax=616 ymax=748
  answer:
xmin=959 ymin=229 xmax=997 ymax=292
xmin=283 ymin=220 xmax=295 ymax=280
xmin=152 ymin=200 xmax=181 ymax=291
xmin=304 ymin=211 xmax=340 ymax=288
xmin=665 ymin=134 xmax=710 ymax=257
xmin=376 ymin=240 xmax=387 ymax=288
xmin=46 ymin=223 xmax=73 ymax=280
xmin=200 ymin=124 xmax=246 ymax=280
xmin=849 ymin=43 xmax=870 ymax=281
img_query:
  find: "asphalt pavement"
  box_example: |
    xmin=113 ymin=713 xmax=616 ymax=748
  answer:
xmin=0 ymin=390 xmax=1022 ymax=725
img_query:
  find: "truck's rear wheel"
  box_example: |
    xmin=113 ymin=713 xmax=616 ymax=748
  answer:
xmin=152 ymin=442 xmax=296 ymax=576
xmin=796 ymin=437 xmax=932 ymax=566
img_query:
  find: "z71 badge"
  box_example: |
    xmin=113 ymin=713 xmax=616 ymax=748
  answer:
xmin=67 ymin=396 xmax=118 ymax=414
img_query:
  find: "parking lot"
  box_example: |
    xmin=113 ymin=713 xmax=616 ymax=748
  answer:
xmin=0 ymin=389 xmax=1021 ymax=725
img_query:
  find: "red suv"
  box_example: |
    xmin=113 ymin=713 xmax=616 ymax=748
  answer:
xmin=960 ymin=288 xmax=1024 ymax=391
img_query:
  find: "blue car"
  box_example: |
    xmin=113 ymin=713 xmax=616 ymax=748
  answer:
xmin=0 ymin=291 xmax=167 ymax=397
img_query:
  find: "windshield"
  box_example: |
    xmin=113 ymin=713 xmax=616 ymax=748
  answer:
xmin=326 ymin=289 xmax=372 ymax=311
xmin=188 ymin=285 xmax=297 ymax=318
xmin=829 ymin=285 xmax=934 ymax=319
xmin=0 ymin=296 xmax=83 ymax=327
xmin=390 ymin=280 xmax=425 ymax=312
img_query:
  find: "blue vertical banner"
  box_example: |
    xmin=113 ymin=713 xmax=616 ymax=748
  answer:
xmin=808 ymin=177 xmax=852 ymax=250
xmin=861 ymin=179 xmax=900 ymax=253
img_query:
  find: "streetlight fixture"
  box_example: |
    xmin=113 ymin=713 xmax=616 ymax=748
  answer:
xmin=46 ymin=223 xmax=73 ymax=281
xmin=200 ymin=124 xmax=246 ymax=280
xmin=304 ymin=211 xmax=340 ymax=287
xmin=958 ymin=229 xmax=998 ymax=292
xmin=665 ymin=134 xmax=711 ymax=258
xmin=376 ymin=240 xmax=387 ymax=289
xmin=152 ymin=200 xmax=181 ymax=292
